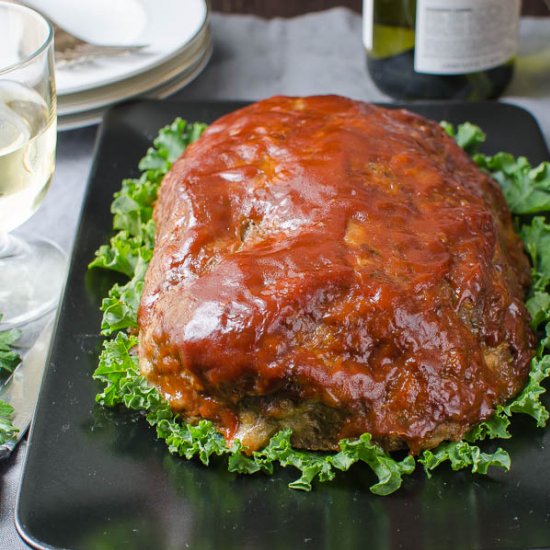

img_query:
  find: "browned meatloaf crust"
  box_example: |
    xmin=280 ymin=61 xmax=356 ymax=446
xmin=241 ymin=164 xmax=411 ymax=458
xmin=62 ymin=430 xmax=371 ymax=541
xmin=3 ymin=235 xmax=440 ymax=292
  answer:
xmin=138 ymin=95 xmax=534 ymax=454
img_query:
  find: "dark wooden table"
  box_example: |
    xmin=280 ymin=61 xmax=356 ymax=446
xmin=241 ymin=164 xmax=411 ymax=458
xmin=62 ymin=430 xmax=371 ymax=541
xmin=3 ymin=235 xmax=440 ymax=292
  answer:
xmin=211 ymin=0 xmax=550 ymax=17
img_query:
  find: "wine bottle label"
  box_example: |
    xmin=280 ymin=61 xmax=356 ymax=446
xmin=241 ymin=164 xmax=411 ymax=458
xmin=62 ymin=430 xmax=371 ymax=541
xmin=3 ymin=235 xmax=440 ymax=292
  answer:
xmin=414 ymin=0 xmax=520 ymax=75
xmin=363 ymin=0 xmax=373 ymax=50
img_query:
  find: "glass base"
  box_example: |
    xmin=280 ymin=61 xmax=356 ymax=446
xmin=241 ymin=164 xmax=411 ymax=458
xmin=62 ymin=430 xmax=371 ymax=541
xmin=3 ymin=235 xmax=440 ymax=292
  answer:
xmin=0 ymin=233 xmax=66 ymax=328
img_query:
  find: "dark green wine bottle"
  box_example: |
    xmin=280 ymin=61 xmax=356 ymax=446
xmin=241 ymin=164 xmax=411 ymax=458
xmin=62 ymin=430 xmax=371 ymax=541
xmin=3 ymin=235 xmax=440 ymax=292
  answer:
xmin=363 ymin=0 xmax=519 ymax=100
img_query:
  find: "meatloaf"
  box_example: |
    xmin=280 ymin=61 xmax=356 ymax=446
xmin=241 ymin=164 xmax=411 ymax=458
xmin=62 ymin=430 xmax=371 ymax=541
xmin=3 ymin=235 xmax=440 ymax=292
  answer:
xmin=138 ymin=95 xmax=534 ymax=454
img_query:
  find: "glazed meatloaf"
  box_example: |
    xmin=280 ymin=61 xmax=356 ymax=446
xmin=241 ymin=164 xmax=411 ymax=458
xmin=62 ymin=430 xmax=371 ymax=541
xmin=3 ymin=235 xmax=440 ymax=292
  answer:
xmin=138 ymin=95 xmax=534 ymax=455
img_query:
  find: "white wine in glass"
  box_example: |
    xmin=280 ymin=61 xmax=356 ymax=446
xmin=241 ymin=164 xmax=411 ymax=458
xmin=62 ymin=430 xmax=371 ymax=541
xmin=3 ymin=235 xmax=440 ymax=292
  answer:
xmin=0 ymin=1 xmax=65 ymax=327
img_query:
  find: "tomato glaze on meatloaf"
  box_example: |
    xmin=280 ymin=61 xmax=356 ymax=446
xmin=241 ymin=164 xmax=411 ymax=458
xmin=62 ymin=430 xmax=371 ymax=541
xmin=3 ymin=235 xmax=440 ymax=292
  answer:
xmin=138 ymin=95 xmax=534 ymax=454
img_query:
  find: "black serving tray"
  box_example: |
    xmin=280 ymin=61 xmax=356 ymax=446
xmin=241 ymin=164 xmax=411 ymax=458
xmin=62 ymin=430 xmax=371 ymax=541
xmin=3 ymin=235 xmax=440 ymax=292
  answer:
xmin=16 ymin=100 xmax=550 ymax=550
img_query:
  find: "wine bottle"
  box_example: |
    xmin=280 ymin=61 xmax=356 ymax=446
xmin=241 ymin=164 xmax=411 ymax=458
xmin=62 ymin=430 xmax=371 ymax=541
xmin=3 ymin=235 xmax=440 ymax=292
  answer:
xmin=363 ymin=0 xmax=520 ymax=100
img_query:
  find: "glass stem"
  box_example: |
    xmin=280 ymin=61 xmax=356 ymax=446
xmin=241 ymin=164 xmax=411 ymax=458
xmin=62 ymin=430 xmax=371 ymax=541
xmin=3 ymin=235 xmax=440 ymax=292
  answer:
xmin=0 ymin=232 xmax=31 ymax=259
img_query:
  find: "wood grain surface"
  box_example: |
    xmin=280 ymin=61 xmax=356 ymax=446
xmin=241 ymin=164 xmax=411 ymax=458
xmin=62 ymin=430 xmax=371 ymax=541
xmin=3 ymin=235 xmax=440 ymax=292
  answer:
xmin=210 ymin=0 xmax=550 ymax=17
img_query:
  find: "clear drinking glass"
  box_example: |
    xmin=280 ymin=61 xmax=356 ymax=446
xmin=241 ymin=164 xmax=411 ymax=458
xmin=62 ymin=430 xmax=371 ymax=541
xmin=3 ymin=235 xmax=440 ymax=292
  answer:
xmin=0 ymin=1 xmax=65 ymax=327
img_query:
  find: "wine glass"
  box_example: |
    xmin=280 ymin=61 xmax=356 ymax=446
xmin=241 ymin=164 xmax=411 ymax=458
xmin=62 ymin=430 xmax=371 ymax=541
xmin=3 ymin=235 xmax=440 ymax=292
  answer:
xmin=0 ymin=1 xmax=65 ymax=327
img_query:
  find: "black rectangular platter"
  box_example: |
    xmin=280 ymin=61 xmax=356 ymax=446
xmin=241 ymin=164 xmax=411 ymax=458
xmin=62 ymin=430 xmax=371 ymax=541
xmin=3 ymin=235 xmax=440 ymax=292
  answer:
xmin=16 ymin=100 xmax=550 ymax=550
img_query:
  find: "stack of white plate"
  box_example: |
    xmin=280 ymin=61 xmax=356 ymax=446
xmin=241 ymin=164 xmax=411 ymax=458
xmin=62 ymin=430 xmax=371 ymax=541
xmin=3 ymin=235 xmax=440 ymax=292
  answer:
xmin=31 ymin=0 xmax=211 ymax=130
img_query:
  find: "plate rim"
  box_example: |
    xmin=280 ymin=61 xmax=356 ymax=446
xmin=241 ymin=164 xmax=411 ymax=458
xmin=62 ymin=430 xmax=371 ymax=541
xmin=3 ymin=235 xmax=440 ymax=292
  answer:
xmin=56 ymin=0 xmax=209 ymax=96
xmin=57 ymin=43 xmax=213 ymax=131
xmin=57 ymin=27 xmax=212 ymax=116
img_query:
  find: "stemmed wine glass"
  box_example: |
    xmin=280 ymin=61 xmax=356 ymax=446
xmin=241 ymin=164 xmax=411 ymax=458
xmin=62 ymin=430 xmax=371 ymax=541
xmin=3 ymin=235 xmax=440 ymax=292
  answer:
xmin=0 ymin=1 xmax=65 ymax=327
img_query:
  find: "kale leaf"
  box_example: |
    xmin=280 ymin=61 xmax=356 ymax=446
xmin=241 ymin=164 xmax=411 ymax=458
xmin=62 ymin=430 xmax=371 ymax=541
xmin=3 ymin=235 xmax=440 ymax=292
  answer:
xmin=0 ymin=315 xmax=21 ymax=377
xmin=0 ymin=315 xmax=20 ymax=445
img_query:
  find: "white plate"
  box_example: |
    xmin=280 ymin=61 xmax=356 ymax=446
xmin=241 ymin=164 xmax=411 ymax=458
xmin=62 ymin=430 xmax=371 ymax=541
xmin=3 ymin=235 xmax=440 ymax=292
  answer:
xmin=57 ymin=39 xmax=213 ymax=131
xmin=23 ymin=0 xmax=208 ymax=95
xmin=57 ymin=26 xmax=210 ymax=116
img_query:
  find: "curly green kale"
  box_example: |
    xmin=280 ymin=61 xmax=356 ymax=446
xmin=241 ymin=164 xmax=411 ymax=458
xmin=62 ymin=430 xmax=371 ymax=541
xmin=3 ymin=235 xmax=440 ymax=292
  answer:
xmin=0 ymin=315 xmax=21 ymax=445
